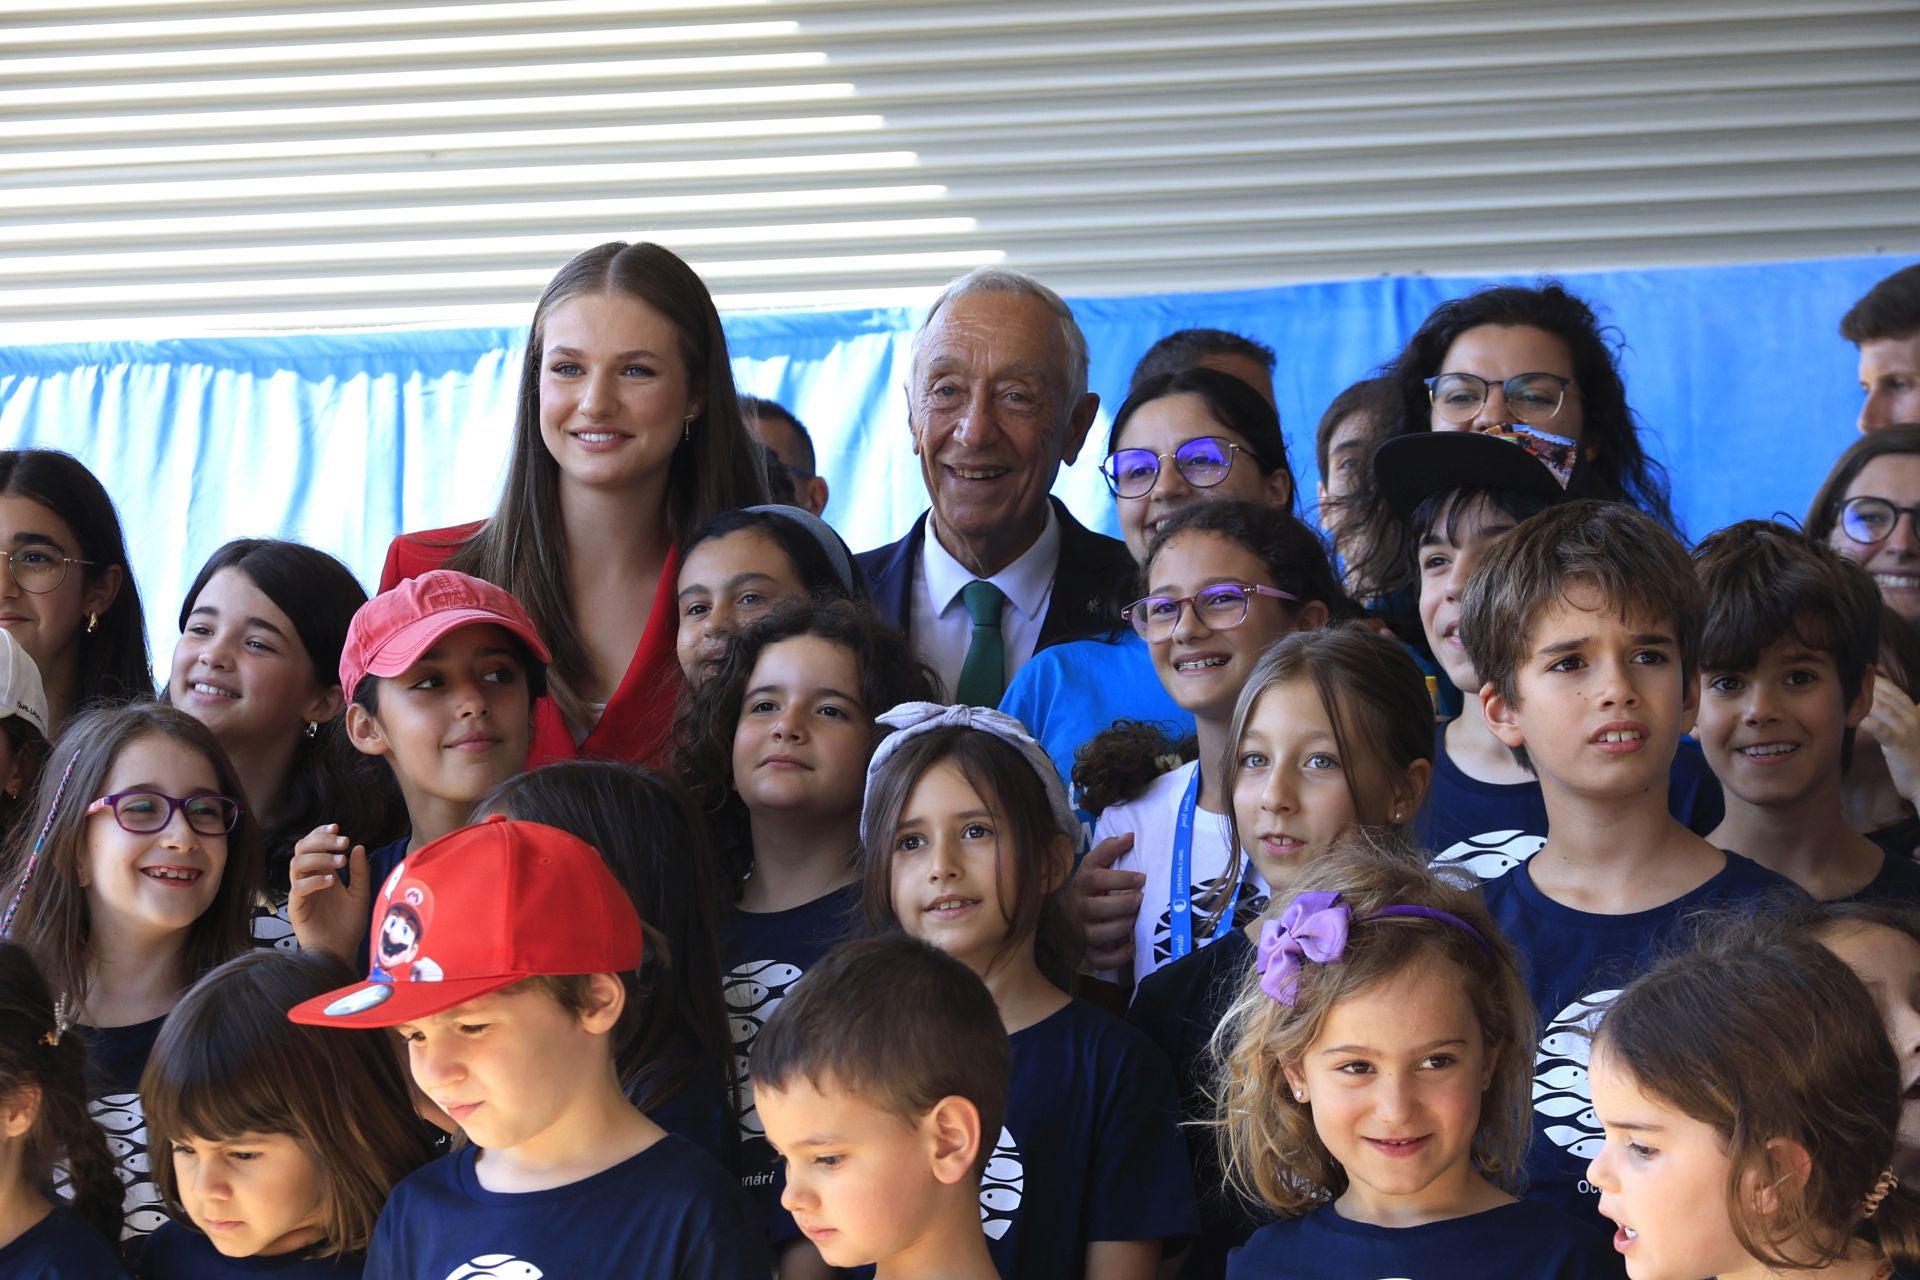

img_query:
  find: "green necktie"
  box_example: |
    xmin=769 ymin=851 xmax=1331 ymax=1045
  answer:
xmin=954 ymin=580 xmax=1008 ymax=706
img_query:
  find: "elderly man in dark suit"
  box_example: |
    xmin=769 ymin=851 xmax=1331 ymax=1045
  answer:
xmin=856 ymin=268 xmax=1135 ymax=705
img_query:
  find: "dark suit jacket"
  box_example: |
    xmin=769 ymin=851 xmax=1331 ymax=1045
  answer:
xmin=855 ymin=496 xmax=1138 ymax=653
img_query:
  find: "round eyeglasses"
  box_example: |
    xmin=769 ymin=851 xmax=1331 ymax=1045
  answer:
xmin=86 ymin=790 xmax=242 ymax=837
xmin=1 ymin=547 xmax=94 ymax=595
xmin=1122 ymin=582 xmax=1301 ymax=642
xmin=1424 ymin=373 xmax=1573 ymax=426
xmin=1101 ymin=436 xmax=1244 ymax=499
xmin=1838 ymin=495 xmax=1920 ymax=546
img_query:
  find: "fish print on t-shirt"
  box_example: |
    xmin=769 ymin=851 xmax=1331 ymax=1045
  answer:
xmin=1430 ymin=829 xmax=1547 ymax=883
xmin=1149 ymin=872 xmax=1268 ymax=969
xmin=443 ymin=1256 xmax=544 ymax=1279
xmin=979 ymin=1126 xmax=1024 ymax=1241
xmin=1533 ymin=989 xmax=1617 ymax=1164
xmin=723 ymin=959 xmax=805 ymax=1140
xmin=58 ymin=1092 xmax=164 ymax=1238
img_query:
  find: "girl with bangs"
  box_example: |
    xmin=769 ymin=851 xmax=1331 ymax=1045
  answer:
xmin=860 ymin=704 xmax=1197 ymax=1279
xmin=1 ymin=702 xmax=264 ymax=1242
xmin=1213 ymin=844 xmax=1613 ymax=1278
xmin=135 ymin=950 xmax=436 ymax=1277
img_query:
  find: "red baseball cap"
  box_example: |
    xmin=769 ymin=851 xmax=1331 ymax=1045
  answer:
xmin=288 ymin=815 xmax=642 ymax=1029
xmin=338 ymin=570 xmax=551 ymax=696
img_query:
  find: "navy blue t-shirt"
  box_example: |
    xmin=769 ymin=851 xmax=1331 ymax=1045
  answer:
xmin=720 ymin=883 xmax=860 ymax=1234
xmin=630 ymin=1064 xmax=741 ymax=1178
xmin=1869 ymin=817 xmax=1920 ymax=862
xmin=989 ymin=998 xmax=1199 ymax=1280
xmin=362 ymin=1135 xmax=766 ymax=1280
xmin=0 ymin=1209 xmax=128 ymax=1279
xmin=1483 ymin=851 xmax=1801 ymax=1227
xmin=1226 ymin=1199 xmax=1617 ymax=1279
xmin=1419 ymin=730 xmax=1723 ymax=880
xmin=134 ymin=1220 xmax=359 ymax=1277
xmin=1849 ymin=848 xmax=1920 ymax=905
xmin=72 ymin=1017 xmax=168 ymax=1242
xmin=1128 ymin=928 xmax=1270 ymax=1278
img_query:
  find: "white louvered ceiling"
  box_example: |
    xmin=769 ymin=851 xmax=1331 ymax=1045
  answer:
xmin=1 ymin=0 xmax=1917 ymax=340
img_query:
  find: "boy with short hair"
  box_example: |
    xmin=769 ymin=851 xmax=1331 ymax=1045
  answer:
xmin=1372 ymin=431 xmax=1722 ymax=881
xmin=1460 ymin=499 xmax=1800 ymax=1227
xmin=1693 ymin=519 xmax=1920 ymax=903
xmin=290 ymin=569 xmax=547 ymax=960
xmin=752 ymin=933 xmax=1009 ymax=1280
xmin=292 ymin=816 xmax=766 ymax=1278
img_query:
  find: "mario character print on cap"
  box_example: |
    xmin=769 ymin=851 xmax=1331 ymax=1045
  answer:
xmin=373 ymin=872 xmax=443 ymax=984
xmin=287 ymin=815 xmax=644 ymax=1030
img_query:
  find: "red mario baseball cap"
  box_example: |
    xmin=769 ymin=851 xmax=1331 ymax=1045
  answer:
xmin=338 ymin=569 xmax=551 ymax=696
xmin=288 ymin=815 xmax=642 ymax=1029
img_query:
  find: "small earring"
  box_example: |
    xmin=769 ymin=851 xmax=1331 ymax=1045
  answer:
xmin=85 ymin=612 xmax=98 ymax=634
xmin=683 ymin=412 xmax=695 ymax=442
xmin=1294 ymin=1090 xmax=1307 ymax=1103
xmin=303 ymin=721 xmax=319 ymax=739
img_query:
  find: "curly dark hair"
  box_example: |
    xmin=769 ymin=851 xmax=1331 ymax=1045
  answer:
xmin=1348 ymin=282 xmax=1678 ymax=596
xmin=668 ymin=600 xmax=940 ymax=891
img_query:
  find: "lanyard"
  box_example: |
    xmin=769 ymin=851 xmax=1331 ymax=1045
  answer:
xmin=1168 ymin=767 xmax=1246 ymax=960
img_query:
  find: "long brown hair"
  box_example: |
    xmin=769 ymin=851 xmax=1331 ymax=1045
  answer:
xmin=0 ymin=942 xmax=122 ymax=1243
xmin=1211 ymin=841 xmax=1535 ymax=1216
xmin=141 ymin=951 xmax=436 ymax=1259
xmin=444 ymin=242 xmax=767 ymax=730
xmin=1208 ymin=625 xmax=1435 ymax=935
xmin=1595 ymin=915 xmax=1920 ymax=1272
xmin=478 ymin=762 xmax=737 ymax=1119
xmin=1 ymin=702 xmax=262 ymax=1010
xmin=859 ymin=724 xmax=1083 ymax=985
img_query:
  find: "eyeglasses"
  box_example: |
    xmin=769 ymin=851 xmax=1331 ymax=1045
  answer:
xmin=1 ymin=547 xmax=94 ymax=595
xmin=1424 ymin=373 xmax=1573 ymax=426
xmin=1122 ymin=582 xmax=1300 ymax=642
xmin=85 ymin=790 xmax=242 ymax=836
xmin=1101 ymin=437 xmax=1245 ymax=499
xmin=1839 ymin=496 xmax=1920 ymax=546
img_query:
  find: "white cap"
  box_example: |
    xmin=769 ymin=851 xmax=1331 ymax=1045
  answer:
xmin=0 ymin=630 xmax=50 ymax=739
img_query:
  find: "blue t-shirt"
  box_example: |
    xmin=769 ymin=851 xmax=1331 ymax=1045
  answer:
xmin=135 ymin=1220 xmax=359 ymax=1277
xmin=998 ymin=632 xmax=1193 ymax=845
xmin=1483 ymin=851 xmax=1801 ymax=1226
xmin=720 ymin=883 xmax=861 ymax=1235
xmin=1848 ymin=847 xmax=1920 ymax=905
xmin=1419 ymin=730 xmax=1724 ymax=881
xmin=362 ymin=1135 xmax=766 ymax=1280
xmin=1226 ymin=1199 xmax=1617 ymax=1279
xmin=990 ymin=998 xmax=1199 ymax=1280
xmin=1128 ymin=928 xmax=1270 ymax=1278
xmin=0 ymin=1209 xmax=128 ymax=1279
xmin=631 ymin=1064 xmax=740 ymax=1178
xmin=72 ymin=1017 xmax=168 ymax=1242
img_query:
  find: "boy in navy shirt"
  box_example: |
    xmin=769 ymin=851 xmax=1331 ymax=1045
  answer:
xmin=288 ymin=570 xmax=547 ymax=965
xmin=1459 ymin=499 xmax=1800 ymax=1230
xmin=1694 ymin=521 xmax=1920 ymax=904
xmin=291 ymin=816 xmax=765 ymax=1279
xmin=1373 ymin=431 xmax=1721 ymax=881
xmin=752 ymin=934 xmax=1006 ymax=1280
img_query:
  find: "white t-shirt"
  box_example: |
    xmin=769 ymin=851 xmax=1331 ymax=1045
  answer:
xmin=1093 ymin=760 xmax=1270 ymax=992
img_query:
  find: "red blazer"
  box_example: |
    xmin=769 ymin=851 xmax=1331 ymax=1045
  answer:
xmin=380 ymin=523 xmax=684 ymax=768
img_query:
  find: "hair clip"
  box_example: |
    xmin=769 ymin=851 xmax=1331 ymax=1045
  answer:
xmin=1 ymin=750 xmax=82 ymax=940
xmin=1864 ymin=1168 xmax=1899 ymax=1219
xmin=1255 ymin=892 xmax=1349 ymax=1005
xmin=39 ymin=992 xmax=71 ymax=1047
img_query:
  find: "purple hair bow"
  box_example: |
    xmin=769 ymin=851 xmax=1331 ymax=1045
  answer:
xmin=1255 ymin=891 xmax=1349 ymax=1005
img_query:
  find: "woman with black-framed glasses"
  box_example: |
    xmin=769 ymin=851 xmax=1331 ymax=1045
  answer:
xmin=1805 ymin=424 xmax=1920 ymax=855
xmin=0 ymin=451 xmax=152 ymax=732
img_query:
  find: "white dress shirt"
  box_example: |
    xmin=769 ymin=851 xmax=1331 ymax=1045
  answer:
xmin=910 ymin=507 xmax=1061 ymax=699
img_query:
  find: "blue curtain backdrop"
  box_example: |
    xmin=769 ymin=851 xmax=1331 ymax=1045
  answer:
xmin=0 ymin=253 xmax=1908 ymax=672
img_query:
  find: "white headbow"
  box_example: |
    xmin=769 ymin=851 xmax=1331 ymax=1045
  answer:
xmin=860 ymin=701 xmax=1079 ymax=849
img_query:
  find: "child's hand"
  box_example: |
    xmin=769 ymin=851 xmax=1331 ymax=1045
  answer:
xmin=1072 ymin=832 xmax=1144 ymax=971
xmin=1865 ymin=679 xmax=1920 ymax=807
xmin=289 ymin=823 xmax=371 ymax=964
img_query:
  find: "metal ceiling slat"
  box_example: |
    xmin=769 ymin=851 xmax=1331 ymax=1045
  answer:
xmin=0 ymin=0 xmax=1914 ymax=339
